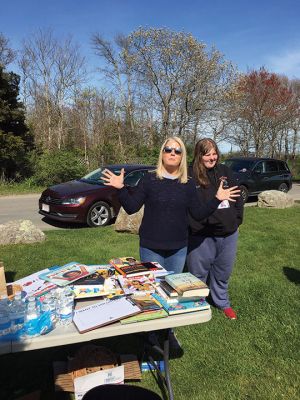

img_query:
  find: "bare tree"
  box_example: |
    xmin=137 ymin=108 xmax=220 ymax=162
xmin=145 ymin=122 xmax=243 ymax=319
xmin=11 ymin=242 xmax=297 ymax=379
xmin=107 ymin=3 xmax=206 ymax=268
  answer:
xmin=91 ymin=33 xmax=137 ymax=157
xmin=19 ymin=29 xmax=86 ymax=150
xmin=125 ymin=28 xmax=236 ymax=141
xmin=0 ymin=33 xmax=16 ymax=67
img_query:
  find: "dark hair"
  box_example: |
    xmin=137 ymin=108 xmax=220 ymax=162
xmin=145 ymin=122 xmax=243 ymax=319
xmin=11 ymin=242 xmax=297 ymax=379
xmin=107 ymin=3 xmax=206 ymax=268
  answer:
xmin=193 ymin=138 xmax=220 ymax=187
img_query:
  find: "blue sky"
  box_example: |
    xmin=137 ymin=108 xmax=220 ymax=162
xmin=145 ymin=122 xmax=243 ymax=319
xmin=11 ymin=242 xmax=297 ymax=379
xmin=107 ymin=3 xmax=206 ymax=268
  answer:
xmin=1 ymin=0 xmax=300 ymax=79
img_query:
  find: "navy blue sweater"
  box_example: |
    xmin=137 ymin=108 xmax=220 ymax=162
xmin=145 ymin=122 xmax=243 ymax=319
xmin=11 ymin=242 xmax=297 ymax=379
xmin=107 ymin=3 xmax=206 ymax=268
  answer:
xmin=118 ymin=172 xmax=221 ymax=250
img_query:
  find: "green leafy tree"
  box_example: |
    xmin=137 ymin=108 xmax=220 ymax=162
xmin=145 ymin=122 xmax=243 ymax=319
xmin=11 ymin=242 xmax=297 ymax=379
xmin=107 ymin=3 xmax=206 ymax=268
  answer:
xmin=0 ymin=65 xmax=33 ymax=180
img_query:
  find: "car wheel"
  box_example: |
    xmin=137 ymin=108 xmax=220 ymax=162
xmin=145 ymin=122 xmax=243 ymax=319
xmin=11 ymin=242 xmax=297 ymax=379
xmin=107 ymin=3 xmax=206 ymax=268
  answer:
xmin=278 ymin=183 xmax=288 ymax=193
xmin=87 ymin=201 xmax=112 ymax=227
xmin=239 ymin=185 xmax=249 ymax=203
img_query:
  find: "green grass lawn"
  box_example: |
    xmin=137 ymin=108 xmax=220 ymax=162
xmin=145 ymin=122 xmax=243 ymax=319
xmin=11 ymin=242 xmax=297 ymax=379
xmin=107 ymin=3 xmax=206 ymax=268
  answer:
xmin=0 ymin=207 xmax=299 ymax=400
xmin=0 ymin=181 xmax=45 ymax=196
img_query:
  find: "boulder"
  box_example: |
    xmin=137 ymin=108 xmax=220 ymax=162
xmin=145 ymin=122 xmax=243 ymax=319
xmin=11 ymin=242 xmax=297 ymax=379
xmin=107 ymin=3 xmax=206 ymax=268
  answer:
xmin=0 ymin=220 xmax=46 ymax=245
xmin=114 ymin=206 xmax=144 ymax=234
xmin=257 ymin=190 xmax=294 ymax=209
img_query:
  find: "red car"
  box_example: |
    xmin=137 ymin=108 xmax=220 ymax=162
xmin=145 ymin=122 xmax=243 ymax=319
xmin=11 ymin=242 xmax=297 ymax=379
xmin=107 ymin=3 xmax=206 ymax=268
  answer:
xmin=39 ymin=164 xmax=154 ymax=227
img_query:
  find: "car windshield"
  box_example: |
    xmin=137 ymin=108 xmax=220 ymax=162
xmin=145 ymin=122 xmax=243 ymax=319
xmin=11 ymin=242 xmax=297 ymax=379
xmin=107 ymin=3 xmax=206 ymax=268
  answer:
xmin=224 ymin=159 xmax=255 ymax=172
xmin=80 ymin=167 xmax=121 ymax=184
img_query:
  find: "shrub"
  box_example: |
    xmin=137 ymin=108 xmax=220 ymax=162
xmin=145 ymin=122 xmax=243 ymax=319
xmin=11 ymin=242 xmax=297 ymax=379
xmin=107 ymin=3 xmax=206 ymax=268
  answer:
xmin=32 ymin=150 xmax=88 ymax=186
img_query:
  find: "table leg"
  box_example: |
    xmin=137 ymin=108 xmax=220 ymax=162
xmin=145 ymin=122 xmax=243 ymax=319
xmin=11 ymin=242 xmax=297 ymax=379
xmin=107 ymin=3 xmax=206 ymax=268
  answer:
xmin=145 ymin=328 xmax=174 ymax=400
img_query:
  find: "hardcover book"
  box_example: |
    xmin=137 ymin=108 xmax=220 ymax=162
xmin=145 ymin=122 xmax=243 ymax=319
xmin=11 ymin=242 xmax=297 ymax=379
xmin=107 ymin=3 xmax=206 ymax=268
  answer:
xmin=152 ymin=293 xmax=210 ymax=315
xmin=165 ymin=272 xmax=209 ymax=297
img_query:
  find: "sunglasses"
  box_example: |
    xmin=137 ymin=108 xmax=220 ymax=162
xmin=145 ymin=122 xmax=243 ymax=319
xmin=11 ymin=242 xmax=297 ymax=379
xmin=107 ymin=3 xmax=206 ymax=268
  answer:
xmin=163 ymin=146 xmax=182 ymax=155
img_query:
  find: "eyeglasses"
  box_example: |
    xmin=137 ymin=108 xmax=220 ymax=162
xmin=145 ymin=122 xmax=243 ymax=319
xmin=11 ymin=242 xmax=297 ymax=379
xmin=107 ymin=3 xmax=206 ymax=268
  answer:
xmin=163 ymin=146 xmax=182 ymax=155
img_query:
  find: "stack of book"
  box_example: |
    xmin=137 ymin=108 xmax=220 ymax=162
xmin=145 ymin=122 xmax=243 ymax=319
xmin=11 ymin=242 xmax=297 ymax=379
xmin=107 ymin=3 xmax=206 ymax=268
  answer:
xmin=153 ymin=272 xmax=210 ymax=315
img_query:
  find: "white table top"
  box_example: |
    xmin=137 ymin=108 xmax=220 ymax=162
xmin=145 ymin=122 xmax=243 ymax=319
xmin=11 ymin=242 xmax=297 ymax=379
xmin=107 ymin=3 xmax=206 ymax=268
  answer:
xmin=6 ymin=309 xmax=211 ymax=354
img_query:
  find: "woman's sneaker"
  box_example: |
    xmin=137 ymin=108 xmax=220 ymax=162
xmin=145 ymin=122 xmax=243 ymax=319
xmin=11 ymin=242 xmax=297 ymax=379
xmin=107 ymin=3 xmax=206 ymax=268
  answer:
xmin=223 ymin=307 xmax=237 ymax=320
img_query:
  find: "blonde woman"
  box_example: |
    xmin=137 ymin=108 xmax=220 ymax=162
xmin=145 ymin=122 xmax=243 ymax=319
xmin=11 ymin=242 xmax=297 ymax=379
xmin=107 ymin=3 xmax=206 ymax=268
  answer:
xmin=102 ymin=137 xmax=240 ymax=273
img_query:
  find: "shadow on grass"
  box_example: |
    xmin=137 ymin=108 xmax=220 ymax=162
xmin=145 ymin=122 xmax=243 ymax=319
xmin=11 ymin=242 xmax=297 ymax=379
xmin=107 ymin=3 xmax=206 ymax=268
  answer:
xmin=283 ymin=266 xmax=300 ymax=285
xmin=41 ymin=217 xmax=117 ymax=230
xmin=0 ymin=331 xmax=182 ymax=400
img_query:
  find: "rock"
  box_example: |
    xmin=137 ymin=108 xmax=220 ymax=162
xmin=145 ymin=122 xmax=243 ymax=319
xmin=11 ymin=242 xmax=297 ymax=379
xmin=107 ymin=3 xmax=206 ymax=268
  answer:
xmin=0 ymin=220 xmax=46 ymax=245
xmin=114 ymin=206 xmax=144 ymax=234
xmin=257 ymin=190 xmax=294 ymax=209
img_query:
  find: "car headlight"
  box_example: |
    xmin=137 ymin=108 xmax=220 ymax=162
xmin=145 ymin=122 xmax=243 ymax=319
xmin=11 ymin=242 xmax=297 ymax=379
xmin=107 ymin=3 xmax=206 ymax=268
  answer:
xmin=61 ymin=197 xmax=86 ymax=205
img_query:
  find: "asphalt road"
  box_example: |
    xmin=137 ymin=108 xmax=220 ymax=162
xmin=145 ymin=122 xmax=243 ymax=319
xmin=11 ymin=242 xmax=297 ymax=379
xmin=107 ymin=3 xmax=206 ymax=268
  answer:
xmin=1 ymin=184 xmax=300 ymax=231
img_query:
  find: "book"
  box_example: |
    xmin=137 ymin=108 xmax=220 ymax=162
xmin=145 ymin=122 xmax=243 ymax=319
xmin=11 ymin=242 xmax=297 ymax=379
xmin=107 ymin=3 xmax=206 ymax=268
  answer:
xmin=131 ymin=295 xmax=162 ymax=312
xmin=109 ymin=257 xmax=169 ymax=278
xmin=39 ymin=262 xmax=99 ymax=287
xmin=140 ymin=262 xmax=170 ymax=277
xmin=165 ymin=273 xmax=209 ymax=297
xmin=120 ymin=309 xmax=168 ymax=324
xmin=155 ymin=285 xmax=202 ymax=304
xmin=109 ymin=257 xmax=153 ymax=277
xmin=70 ymin=277 xmax=124 ymax=299
xmin=117 ymin=274 xmax=156 ymax=296
xmin=152 ymin=293 xmax=210 ymax=315
xmin=159 ymin=280 xmax=179 ymax=297
xmin=71 ymin=271 xmax=105 ymax=286
xmin=8 ymin=266 xmax=61 ymax=298
xmin=72 ymin=297 xmax=141 ymax=333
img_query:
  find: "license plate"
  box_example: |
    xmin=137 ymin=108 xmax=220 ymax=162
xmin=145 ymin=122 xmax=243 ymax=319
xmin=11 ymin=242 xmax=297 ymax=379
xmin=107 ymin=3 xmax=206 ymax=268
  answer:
xmin=42 ymin=203 xmax=50 ymax=212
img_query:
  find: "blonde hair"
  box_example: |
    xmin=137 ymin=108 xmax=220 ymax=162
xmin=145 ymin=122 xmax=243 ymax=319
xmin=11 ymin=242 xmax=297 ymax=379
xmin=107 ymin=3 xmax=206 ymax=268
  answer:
xmin=156 ymin=136 xmax=188 ymax=184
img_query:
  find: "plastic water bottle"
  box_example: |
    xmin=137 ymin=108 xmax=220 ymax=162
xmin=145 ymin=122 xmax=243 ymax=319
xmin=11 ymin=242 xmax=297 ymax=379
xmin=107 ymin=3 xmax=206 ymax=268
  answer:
xmin=57 ymin=288 xmax=74 ymax=326
xmin=0 ymin=295 xmax=11 ymax=338
xmin=41 ymin=293 xmax=57 ymax=326
xmin=9 ymin=292 xmax=26 ymax=334
xmin=24 ymin=302 xmax=40 ymax=337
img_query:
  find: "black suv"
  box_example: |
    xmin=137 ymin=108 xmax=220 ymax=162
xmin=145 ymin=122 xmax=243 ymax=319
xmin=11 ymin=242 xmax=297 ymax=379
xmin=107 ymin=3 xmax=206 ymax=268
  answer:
xmin=223 ymin=157 xmax=292 ymax=202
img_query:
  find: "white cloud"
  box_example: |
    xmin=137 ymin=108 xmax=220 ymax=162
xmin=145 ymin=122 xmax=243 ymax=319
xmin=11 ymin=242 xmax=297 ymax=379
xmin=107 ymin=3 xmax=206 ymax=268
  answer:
xmin=267 ymin=48 xmax=300 ymax=78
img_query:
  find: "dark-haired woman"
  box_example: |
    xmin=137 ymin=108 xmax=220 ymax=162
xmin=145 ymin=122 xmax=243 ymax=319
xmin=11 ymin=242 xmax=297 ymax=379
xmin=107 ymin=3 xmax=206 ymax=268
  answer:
xmin=187 ymin=138 xmax=244 ymax=319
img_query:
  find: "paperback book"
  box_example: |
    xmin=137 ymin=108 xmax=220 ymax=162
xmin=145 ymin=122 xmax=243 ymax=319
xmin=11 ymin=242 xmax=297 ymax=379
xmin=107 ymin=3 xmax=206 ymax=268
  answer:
xmin=155 ymin=285 xmax=203 ymax=304
xmin=8 ymin=266 xmax=61 ymax=298
xmin=159 ymin=280 xmax=179 ymax=297
xmin=39 ymin=262 xmax=99 ymax=287
xmin=109 ymin=257 xmax=169 ymax=277
xmin=120 ymin=309 xmax=168 ymax=324
xmin=117 ymin=274 xmax=156 ymax=296
xmin=152 ymin=293 xmax=210 ymax=315
xmin=70 ymin=277 xmax=124 ymax=299
xmin=165 ymin=272 xmax=209 ymax=297
xmin=131 ymin=295 xmax=162 ymax=312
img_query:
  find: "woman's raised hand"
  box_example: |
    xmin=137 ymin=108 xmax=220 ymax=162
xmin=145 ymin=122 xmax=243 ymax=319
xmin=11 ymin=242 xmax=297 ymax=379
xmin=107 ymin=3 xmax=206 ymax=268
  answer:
xmin=102 ymin=168 xmax=125 ymax=189
xmin=215 ymin=180 xmax=240 ymax=202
